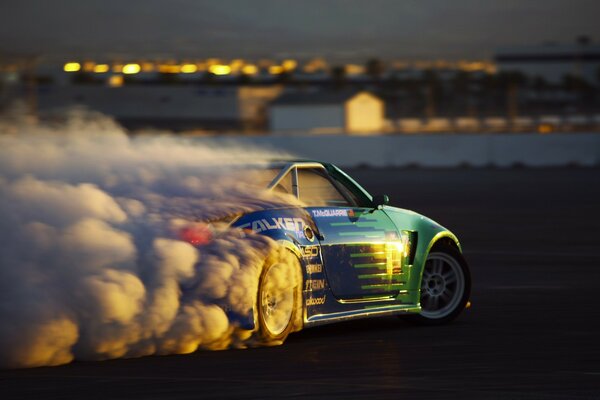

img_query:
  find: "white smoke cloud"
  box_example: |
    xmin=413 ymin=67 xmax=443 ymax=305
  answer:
xmin=0 ymin=109 xmax=302 ymax=368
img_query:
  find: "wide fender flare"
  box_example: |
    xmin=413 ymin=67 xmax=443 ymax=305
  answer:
xmin=412 ymin=231 xmax=462 ymax=289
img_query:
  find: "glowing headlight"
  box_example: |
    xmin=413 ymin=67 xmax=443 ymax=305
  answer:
xmin=396 ymin=233 xmax=410 ymax=258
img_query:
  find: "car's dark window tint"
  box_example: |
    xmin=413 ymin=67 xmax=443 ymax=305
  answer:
xmin=297 ymin=168 xmax=352 ymax=207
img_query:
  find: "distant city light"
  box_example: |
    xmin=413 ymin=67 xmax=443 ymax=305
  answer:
xmin=230 ymin=59 xmax=244 ymax=72
xmin=346 ymin=64 xmax=365 ymax=75
xmin=158 ymin=64 xmax=181 ymax=73
xmin=180 ymin=64 xmax=198 ymax=73
xmin=257 ymin=59 xmax=274 ymax=68
xmin=83 ymin=62 xmax=95 ymax=72
xmin=242 ymin=64 xmax=259 ymax=75
xmin=269 ymin=65 xmax=284 ymax=75
xmin=108 ymin=75 xmax=124 ymax=87
xmin=63 ymin=62 xmax=81 ymax=72
xmin=282 ymin=59 xmax=297 ymax=71
xmin=93 ymin=64 xmax=110 ymax=73
xmin=209 ymin=65 xmax=231 ymax=75
xmin=141 ymin=62 xmax=155 ymax=72
xmin=57 ymin=57 xmax=499 ymax=80
xmin=122 ymin=64 xmax=141 ymax=74
xmin=304 ymin=58 xmax=328 ymax=73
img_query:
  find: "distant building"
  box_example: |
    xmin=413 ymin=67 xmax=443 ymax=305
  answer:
xmin=495 ymin=40 xmax=600 ymax=84
xmin=269 ymin=90 xmax=384 ymax=134
xmin=36 ymin=84 xmax=282 ymax=130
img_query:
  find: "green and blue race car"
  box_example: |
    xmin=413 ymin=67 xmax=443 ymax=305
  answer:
xmin=204 ymin=161 xmax=471 ymax=342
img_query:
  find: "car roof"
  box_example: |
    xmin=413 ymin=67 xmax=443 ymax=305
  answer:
xmin=266 ymin=159 xmax=327 ymax=168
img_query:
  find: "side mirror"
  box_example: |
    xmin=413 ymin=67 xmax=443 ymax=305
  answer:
xmin=371 ymin=194 xmax=390 ymax=208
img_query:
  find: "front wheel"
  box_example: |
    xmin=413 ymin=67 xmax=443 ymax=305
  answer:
xmin=408 ymin=243 xmax=471 ymax=325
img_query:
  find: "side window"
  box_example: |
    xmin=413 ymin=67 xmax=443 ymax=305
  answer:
xmin=297 ymin=168 xmax=352 ymax=207
xmin=331 ymin=177 xmax=362 ymax=206
xmin=273 ymin=171 xmax=293 ymax=194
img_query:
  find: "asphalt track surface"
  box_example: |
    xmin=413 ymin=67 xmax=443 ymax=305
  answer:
xmin=2 ymin=167 xmax=600 ymax=399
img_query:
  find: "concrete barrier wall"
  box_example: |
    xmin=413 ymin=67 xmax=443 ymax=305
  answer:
xmin=195 ymin=132 xmax=600 ymax=168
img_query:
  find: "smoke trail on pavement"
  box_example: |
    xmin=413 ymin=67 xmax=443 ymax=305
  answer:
xmin=0 ymin=109 xmax=300 ymax=368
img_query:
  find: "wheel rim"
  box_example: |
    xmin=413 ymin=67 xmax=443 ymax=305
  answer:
xmin=260 ymin=262 xmax=294 ymax=336
xmin=420 ymin=252 xmax=465 ymax=319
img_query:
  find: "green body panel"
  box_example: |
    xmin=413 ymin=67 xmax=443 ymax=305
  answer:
xmin=326 ymin=162 xmax=462 ymax=312
xmin=381 ymin=205 xmax=461 ymax=306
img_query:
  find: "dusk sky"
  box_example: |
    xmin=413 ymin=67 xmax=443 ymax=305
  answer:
xmin=1 ymin=0 xmax=599 ymax=61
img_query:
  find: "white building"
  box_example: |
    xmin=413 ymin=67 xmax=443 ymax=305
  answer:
xmin=269 ymin=90 xmax=384 ymax=134
xmin=495 ymin=41 xmax=600 ymax=84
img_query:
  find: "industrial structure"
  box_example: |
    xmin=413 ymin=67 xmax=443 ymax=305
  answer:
xmin=1 ymin=46 xmax=599 ymax=134
xmin=36 ymin=84 xmax=282 ymax=131
xmin=495 ymin=39 xmax=600 ymax=83
xmin=269 ymin=91 xmax=384 ymax=134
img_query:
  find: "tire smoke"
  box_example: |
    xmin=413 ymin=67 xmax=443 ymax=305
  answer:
xmin=0 ymin=110 xmax=299 ymax=368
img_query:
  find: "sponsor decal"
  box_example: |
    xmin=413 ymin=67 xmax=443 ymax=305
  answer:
xmin=311 ymin=209 xmax=348 ymax=218
xmin=306 ymin=295 xmax=326 ymax=307
xmin=238 ymin=217 xmax=306 ymax=234
xmin=305 ymin=263 xmax=323 ymax=274
xmin=305 ymin=279 xmax=326 ymax=291
xmin=302 ymin=246 xmax=319 ymax=258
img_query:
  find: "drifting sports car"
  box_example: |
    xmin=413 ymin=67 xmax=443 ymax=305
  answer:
xmin=201 ymin=161 xmax=471 ymax=342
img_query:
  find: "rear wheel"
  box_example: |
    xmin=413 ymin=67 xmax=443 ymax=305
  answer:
xmin=256 ymin=251 xmax=302 ymax=343
xmin=408 ymin=244 xmax=471 ymax=325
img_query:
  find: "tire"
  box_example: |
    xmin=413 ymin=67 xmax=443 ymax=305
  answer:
xmin=407 ymin=243 xmax=471 ymax=325
xmin=255 ymin=249 xmax=303 ymax=344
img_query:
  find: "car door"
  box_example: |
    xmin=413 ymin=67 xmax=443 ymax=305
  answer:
xmin=297 ymin=167 xmax=407 ymax=301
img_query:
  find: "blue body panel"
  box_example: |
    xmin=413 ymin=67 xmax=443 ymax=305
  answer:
xmin=232 ymin=205 xmax=431 ymax=326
